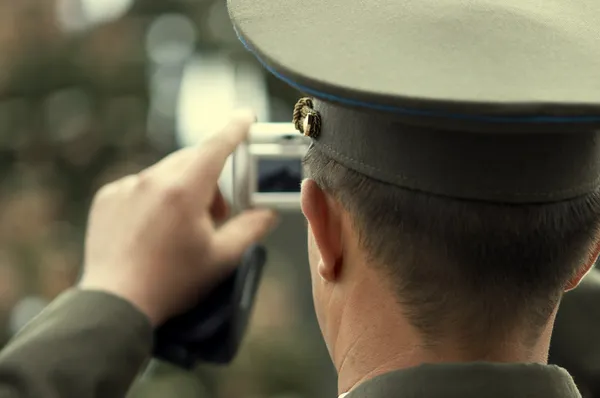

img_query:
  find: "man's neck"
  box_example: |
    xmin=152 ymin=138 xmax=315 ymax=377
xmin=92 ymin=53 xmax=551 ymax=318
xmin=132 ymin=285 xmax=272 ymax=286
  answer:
xmin=331 ymin=291 xmax=554 ymax=395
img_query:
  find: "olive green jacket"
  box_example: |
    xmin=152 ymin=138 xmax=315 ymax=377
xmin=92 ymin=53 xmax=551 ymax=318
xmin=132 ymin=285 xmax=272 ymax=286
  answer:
xmin=0 ymin=290 xmax=152 ymax=397
xmin=346 ymin=363 xmax=581 ymax=398
xmin=0 ymin=285 xmax=593 ymax=398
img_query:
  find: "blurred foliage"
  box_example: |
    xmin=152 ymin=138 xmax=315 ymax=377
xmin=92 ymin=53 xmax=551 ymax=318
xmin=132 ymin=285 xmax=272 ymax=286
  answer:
xmin=0 ymin=1 xmax=166 ymax=342
xmin=0 ymin=0 xmax=333 ymax=397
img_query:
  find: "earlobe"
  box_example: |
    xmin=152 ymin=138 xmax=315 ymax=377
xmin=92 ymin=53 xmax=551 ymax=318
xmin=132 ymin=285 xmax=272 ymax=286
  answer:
xmin=318 ymin=259 xmax=337 ymax=282
xmin=301 ymin=179 xmax=343 ymax=282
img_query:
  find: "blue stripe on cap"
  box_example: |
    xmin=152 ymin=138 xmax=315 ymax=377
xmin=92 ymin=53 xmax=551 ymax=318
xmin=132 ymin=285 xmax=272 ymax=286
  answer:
xmin=235 ymin=28 xmax=600 ymax=125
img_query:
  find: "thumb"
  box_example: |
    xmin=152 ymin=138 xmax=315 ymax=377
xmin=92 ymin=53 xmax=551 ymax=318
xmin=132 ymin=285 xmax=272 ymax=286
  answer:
xmin=210 ymin=209 xmax=278 ymax=268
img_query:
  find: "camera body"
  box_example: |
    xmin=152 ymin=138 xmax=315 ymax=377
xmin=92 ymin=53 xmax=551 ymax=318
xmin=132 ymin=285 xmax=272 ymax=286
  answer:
xmin=220 ymin=123 xmax=311 ymax=212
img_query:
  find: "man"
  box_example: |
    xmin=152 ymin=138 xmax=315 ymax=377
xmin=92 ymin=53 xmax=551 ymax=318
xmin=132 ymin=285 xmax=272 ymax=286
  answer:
xmin=0 ymin=1 xmax=600 ymax=398
xmin=227 ymin=3 xmax=600 ymax=397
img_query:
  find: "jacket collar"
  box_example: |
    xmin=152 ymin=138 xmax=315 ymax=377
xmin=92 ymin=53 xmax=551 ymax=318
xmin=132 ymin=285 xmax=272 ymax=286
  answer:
xmin=345 ymin=363 xmax=580 ymax=398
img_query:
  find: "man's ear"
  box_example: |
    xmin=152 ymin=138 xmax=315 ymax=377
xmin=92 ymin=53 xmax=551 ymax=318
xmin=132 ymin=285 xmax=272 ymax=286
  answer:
xmin=301 ymin=179 xmax=343 ymax=282
xmin=565 ymin=238 xmax=600 ymax=292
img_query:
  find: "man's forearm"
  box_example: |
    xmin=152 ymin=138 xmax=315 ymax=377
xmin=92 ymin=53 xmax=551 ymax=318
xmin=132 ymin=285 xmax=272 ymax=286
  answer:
xmin=0 ymin=289 xmax=153 ymax=398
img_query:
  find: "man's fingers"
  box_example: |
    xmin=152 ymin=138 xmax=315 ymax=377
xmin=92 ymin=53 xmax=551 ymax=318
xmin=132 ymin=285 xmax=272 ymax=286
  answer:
xmin=143 ymin=110 xmax=254 ymax=180
xmin=183 ymin=110 xmax=255 ymax=191
xmin=210 ymin=188 xmax=230 ymax=224
xmin=209 ymin=209 xmax=278 ymax=270
xmin=141 ymin=146 xmax=195 ymax=179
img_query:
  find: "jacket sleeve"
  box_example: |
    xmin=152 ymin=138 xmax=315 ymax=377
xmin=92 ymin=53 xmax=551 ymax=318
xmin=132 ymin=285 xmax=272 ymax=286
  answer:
xmin=0 ymin=289 xmax=153 ymax=398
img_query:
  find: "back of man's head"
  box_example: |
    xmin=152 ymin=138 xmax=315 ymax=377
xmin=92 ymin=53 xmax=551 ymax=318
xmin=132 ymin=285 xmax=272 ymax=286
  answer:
xmin=303 ymin=145 xmax=600 ymax=354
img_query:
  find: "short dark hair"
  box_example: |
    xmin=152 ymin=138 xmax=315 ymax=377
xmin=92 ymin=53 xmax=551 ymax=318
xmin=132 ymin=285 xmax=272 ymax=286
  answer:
xmin=303 ymin=145 xmax=600 ymax=352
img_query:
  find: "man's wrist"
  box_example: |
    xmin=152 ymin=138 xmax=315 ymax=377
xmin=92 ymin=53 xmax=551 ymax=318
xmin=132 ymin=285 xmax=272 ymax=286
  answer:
xmin=77 ymin=280 xmax=163 ymax=327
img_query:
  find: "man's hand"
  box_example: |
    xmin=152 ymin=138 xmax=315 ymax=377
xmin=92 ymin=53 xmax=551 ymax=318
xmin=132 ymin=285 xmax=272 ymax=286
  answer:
xmin=78 ymin=112 xmax=278 ymax=326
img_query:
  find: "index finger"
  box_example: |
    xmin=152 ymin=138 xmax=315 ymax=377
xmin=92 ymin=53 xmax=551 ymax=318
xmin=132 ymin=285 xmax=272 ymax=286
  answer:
xmin=184 ymin=110 xmax=255 ymax=187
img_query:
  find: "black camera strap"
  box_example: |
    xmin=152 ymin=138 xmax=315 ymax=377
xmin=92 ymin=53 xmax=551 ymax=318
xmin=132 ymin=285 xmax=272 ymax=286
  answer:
xmin=152 ymin=245 xmax=267 ymax=369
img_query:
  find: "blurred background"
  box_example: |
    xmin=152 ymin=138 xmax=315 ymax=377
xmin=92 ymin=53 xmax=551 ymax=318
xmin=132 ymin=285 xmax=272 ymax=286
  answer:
xmin=0 ymin=0 xmax=336 ymax=397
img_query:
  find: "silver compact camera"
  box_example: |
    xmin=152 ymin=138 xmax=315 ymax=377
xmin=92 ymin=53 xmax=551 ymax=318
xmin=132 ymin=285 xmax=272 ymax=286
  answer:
xmin=220 ymin=123 xmax=311 ymax=212
xmin=175 ymin=54 xmax=308 ymax=211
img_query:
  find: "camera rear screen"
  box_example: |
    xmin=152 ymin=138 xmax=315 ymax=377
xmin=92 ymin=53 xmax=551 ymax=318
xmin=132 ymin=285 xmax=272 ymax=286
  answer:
xmin=257 ymin=158 xmax=303 ymax=193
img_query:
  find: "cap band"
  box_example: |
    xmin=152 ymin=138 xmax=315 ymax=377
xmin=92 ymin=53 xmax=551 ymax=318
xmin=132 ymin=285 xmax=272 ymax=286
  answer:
xmin=311 ymin=100 xmax=600 ymax=203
